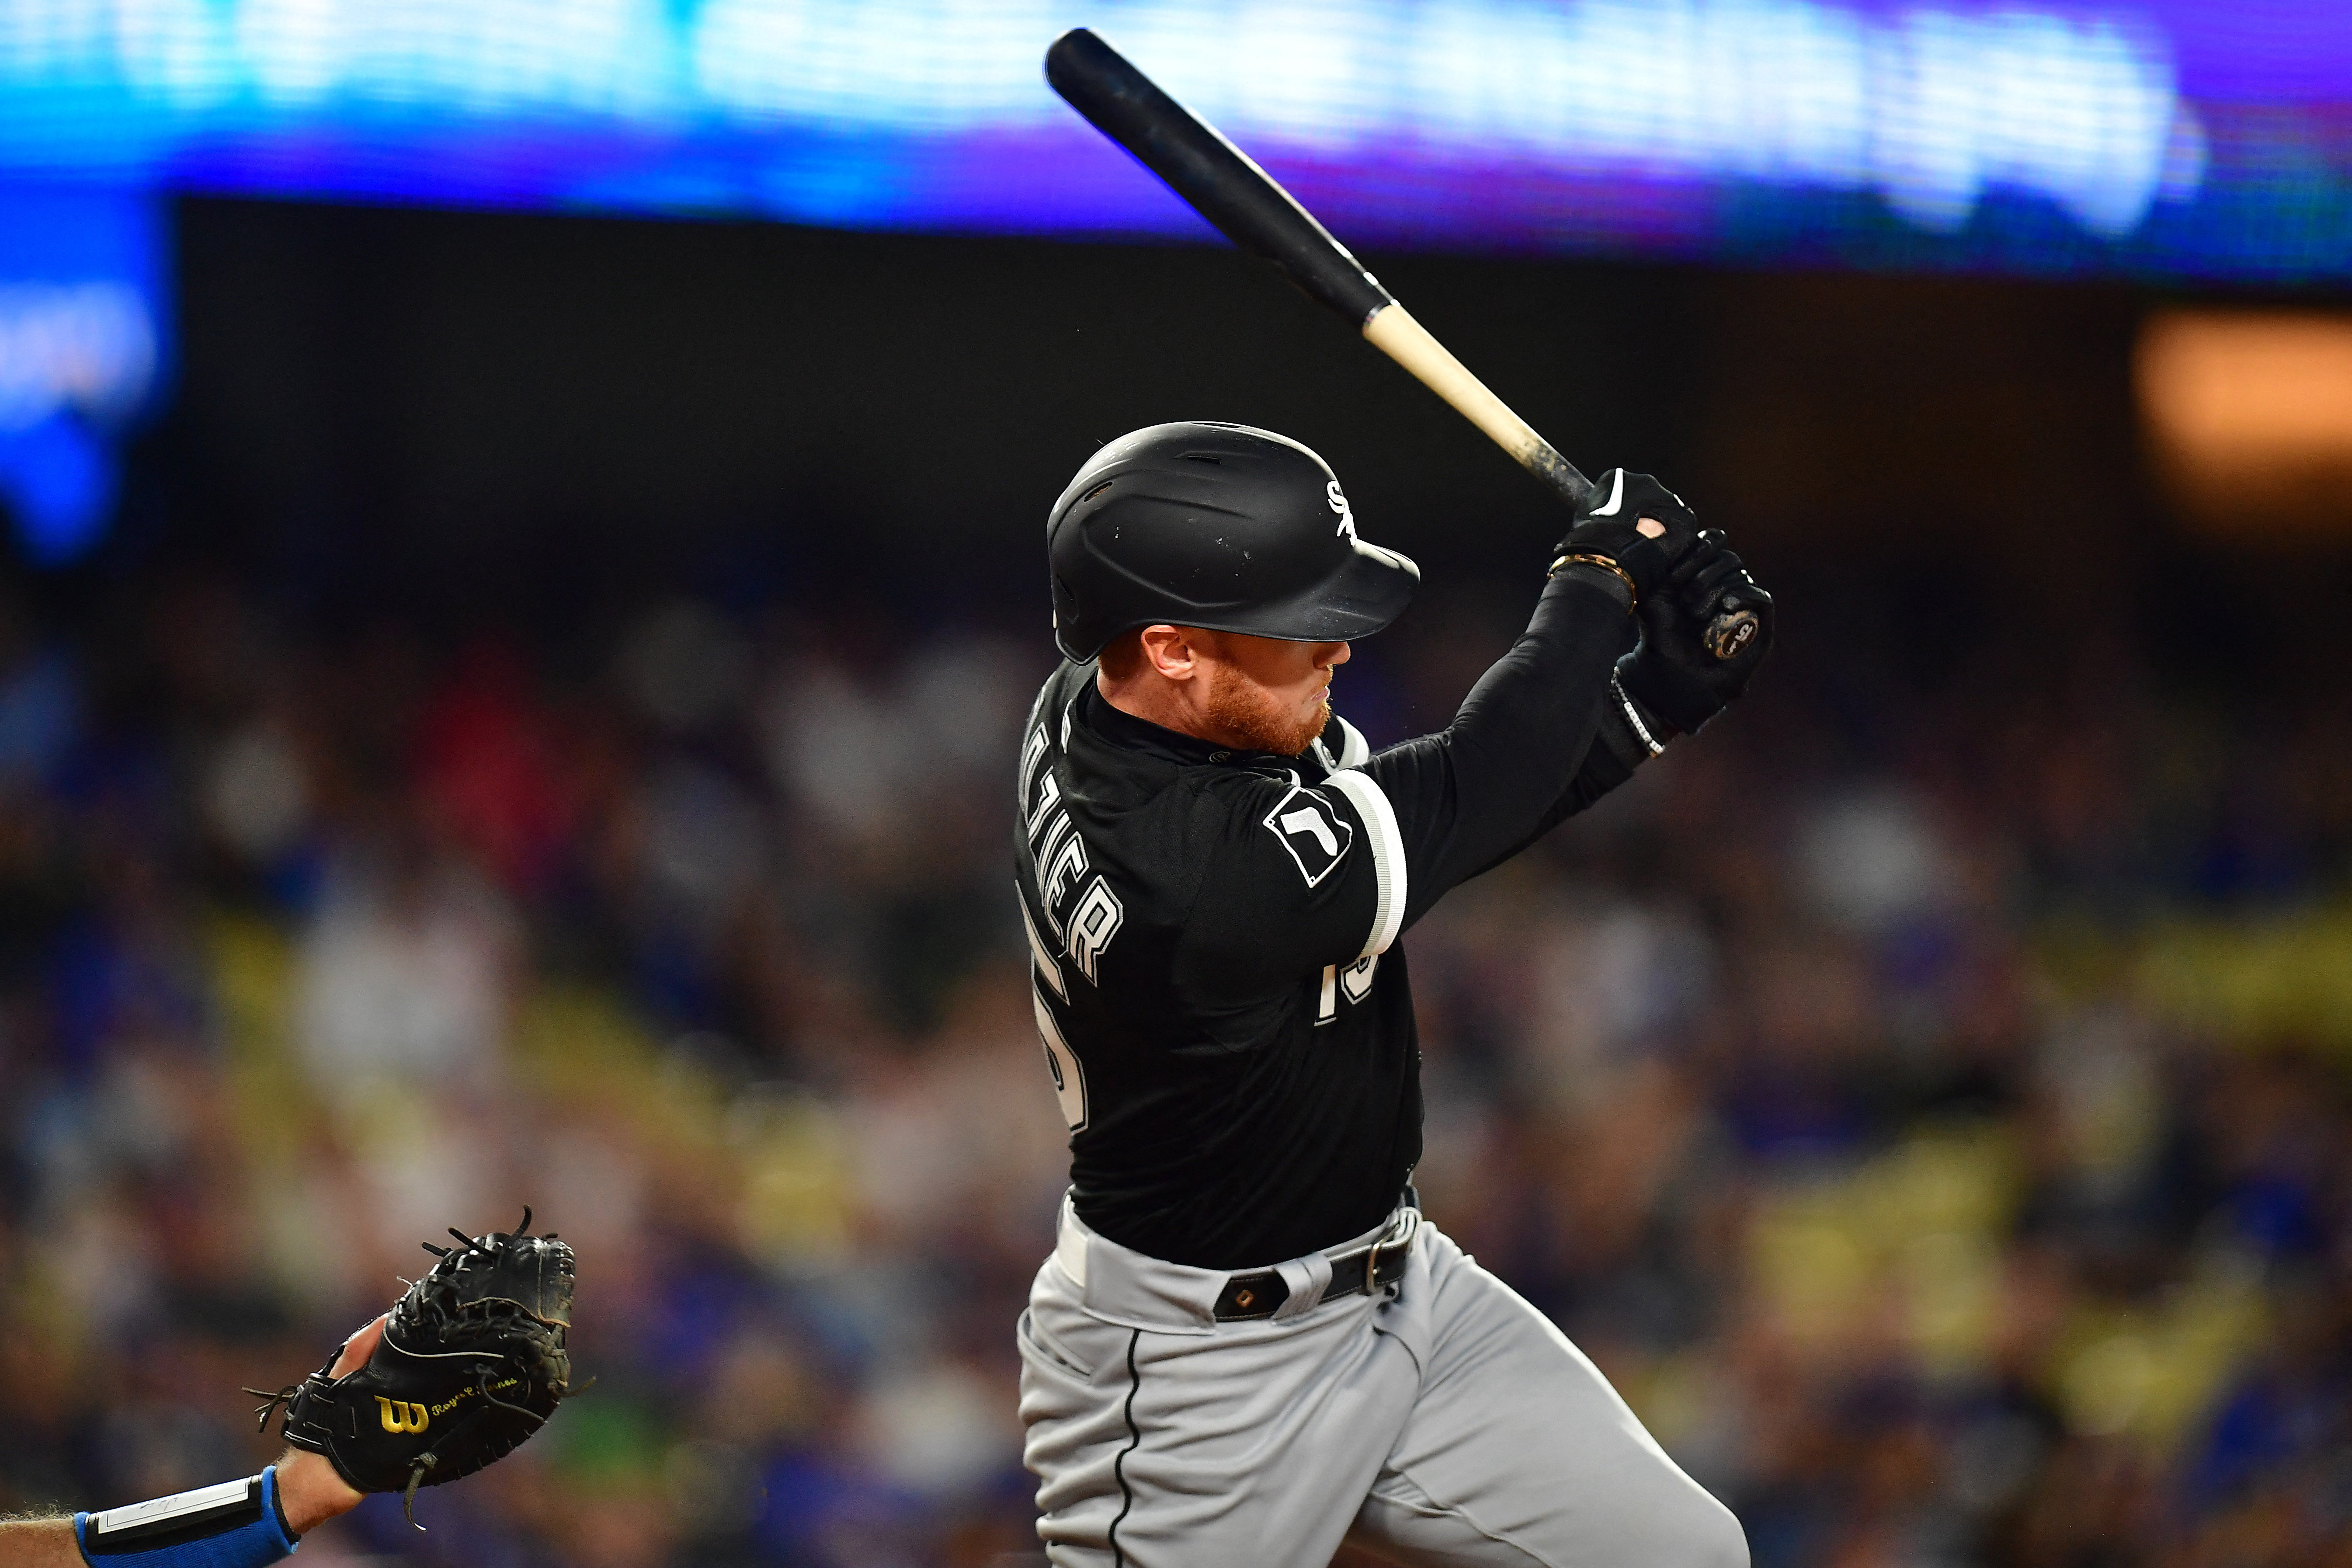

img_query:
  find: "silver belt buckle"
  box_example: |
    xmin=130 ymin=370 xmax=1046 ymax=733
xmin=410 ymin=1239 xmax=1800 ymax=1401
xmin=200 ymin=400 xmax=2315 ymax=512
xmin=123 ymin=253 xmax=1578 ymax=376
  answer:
xmin=1363 ymin=1208 xmax=1417 ymax=1294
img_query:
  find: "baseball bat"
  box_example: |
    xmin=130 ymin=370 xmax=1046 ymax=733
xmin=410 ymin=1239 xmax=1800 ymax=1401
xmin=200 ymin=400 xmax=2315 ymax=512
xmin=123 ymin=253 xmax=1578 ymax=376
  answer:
xmin=1044 ymin=27 xmax=1759 ymax=661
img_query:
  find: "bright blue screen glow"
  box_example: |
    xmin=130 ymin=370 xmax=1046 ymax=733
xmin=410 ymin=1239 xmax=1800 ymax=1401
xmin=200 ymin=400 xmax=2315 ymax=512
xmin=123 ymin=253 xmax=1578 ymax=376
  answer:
xmin=0 ymin=186 xmax=164 ymax=563
xmin=0 ymin=412 xmax=117 ymax=563
xmin=0 ymin=2 xmax=2342 ymax=279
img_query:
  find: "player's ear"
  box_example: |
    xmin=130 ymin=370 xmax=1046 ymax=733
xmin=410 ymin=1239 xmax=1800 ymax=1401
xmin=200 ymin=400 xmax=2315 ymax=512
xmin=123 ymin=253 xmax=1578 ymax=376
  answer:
xmin=1139 ymin=624 xmax=1200 ymax=681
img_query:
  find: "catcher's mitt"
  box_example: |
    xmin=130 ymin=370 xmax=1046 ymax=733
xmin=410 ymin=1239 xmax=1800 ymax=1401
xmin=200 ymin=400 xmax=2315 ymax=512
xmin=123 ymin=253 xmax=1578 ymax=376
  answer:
xmin=250 ymin=1209 xmax=577 ymax=1525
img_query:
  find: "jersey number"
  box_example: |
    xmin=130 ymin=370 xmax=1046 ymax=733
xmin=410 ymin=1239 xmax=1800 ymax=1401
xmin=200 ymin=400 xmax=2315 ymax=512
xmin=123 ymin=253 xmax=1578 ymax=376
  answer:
xmin=1032 ymin=987 xmax=1089 ymax=1132
xmin=1316 ymin=954 xmax=1379 ymax=1025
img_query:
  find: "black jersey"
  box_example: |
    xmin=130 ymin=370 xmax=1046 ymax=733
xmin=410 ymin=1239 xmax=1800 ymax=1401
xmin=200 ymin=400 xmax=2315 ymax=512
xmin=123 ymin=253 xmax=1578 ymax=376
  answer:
xmin=1014 ymin=570 xmax=1660 ymax=1269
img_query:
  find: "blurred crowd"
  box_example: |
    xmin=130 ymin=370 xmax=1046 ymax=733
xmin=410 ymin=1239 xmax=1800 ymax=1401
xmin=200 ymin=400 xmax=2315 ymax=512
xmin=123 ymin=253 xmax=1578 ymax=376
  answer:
xmin=0 ymin=562 xmax=2348 ymax=1568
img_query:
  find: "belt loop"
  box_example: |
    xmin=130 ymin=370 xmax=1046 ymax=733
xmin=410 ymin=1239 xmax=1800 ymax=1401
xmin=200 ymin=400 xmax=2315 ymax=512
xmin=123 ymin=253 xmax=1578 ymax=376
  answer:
xmin=1369 ymin=1208 xmax=1417 ymax=1295
xmin=1270 ymin=1252 xmax=1331 ymax=1321
xmin=1054 ymin=1200 xmax=1089 ymax=1291
xmin=1386 ymin=1209 xmax=1419 ymax=1279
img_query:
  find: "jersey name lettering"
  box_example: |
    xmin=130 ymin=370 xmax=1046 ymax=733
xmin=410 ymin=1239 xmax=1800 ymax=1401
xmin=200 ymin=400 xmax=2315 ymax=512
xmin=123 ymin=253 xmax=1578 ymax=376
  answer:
xmin=1023 ymin=725 xmax=1124 ymax=987
xmin=1026 ymin=768 xmax=1062 ymax=842
xmin=1021 ymin=896 xmax=1067 ymax=1000
xmin=1066 ymin=876 xmax=1123 ymax=983
xmin=1041 ymin=824 xmax=1089 ymax=922
xmin=1020 ymin=724 xmax=1050 ymax=797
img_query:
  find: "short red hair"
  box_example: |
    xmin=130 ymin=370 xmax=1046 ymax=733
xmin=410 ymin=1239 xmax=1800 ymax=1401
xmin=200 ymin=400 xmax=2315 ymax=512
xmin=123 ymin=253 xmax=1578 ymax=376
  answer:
xmin=1096 ymin=627 xmax=1146 ymax=680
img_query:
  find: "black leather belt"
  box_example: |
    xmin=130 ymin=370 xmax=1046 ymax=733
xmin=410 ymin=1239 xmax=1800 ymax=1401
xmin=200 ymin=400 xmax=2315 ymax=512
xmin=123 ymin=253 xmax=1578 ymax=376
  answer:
xmin=1212 ymin=1210 xmax=1418 ymax=1322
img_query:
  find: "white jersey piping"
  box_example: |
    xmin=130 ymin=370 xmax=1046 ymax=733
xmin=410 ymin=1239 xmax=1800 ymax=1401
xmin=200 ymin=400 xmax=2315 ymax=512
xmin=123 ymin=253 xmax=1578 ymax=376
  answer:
xmin=1320 ymin=768 xmax=1406 ymax=957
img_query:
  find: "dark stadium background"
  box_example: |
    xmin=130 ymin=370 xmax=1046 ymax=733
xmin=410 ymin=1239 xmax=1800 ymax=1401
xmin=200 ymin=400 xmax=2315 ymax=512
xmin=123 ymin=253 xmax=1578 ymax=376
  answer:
xmin=0 ymin=194 xmax=2348 ymax=1566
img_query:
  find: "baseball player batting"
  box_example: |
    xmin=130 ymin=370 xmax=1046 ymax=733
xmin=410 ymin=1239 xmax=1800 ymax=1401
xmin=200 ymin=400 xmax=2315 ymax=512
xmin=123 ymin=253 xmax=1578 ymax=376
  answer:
xmin=1015 ymin=28 xmax=1775 ymax=1568
xmin=1014 ymin=422 xmax=1774 ymax=1566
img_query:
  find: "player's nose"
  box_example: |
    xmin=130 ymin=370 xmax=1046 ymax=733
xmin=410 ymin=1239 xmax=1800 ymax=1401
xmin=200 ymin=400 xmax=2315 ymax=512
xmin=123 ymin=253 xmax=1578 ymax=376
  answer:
xmin=1320 ymin=641 xmax=1351 ymax=670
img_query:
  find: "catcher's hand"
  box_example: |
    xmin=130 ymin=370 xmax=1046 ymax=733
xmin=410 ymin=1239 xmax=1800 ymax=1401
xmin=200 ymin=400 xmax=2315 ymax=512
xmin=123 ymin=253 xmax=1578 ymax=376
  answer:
xmin=249 ymin=1209 xmax=578 ymax=1526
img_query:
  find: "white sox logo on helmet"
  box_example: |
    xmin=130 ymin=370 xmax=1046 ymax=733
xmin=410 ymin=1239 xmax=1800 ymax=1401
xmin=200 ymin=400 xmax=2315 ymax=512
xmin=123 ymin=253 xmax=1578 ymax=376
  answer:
xmin=1327 ymin=479 xmax=1356 ymax=540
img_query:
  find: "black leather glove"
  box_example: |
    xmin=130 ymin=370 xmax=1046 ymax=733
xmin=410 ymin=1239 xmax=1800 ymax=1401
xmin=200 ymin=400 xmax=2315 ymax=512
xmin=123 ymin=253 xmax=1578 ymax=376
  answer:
xmin=1547 ymin=469 xmax=1699 ymax=603
xmin=252 ymin=1211 xmax=577 ymax=1525
xmin=1618 ymin=528 xmax=1775 ymax=734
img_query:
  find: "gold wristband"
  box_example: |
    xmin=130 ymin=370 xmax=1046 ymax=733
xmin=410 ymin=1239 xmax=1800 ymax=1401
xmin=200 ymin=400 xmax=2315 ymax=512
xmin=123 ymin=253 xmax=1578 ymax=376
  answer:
xmin=1548 ymin=552 xmax=1637 ymax=609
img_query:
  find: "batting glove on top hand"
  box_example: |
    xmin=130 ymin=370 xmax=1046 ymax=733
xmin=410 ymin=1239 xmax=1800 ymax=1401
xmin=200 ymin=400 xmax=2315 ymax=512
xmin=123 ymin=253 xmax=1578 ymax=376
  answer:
xmin=249 ymin=1210 xmax=578 ymax=1527
xmin=1619 ymin=528 xmax=1775 ymax=734
xmin=1548 ymin=469 xmax=1702 ymax=605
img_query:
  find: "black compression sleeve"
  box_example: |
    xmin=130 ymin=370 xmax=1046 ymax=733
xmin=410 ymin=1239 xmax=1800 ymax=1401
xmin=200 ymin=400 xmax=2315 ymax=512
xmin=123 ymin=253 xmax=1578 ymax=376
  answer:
xmin=1458 ymin=692 xmax=1655 ymax=880
xmin=1360 ymin=570 xmax=1639 ymax=927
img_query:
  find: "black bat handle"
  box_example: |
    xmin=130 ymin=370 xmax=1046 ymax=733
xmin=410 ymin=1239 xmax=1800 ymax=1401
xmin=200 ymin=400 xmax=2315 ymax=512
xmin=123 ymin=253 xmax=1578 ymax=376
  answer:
xmin=1047 ymin=30 xmax=1748 ymax=663
xmin=1046 ymin=29 xmax=1393 ymax=327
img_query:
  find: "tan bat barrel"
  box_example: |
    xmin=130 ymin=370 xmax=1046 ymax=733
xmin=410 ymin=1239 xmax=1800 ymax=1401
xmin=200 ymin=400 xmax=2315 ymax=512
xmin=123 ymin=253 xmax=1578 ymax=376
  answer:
xmin=1362 ymin=302 xmax=1594 ymax=510
xmin=1364 ymin=302 xmax=1757 ymax=657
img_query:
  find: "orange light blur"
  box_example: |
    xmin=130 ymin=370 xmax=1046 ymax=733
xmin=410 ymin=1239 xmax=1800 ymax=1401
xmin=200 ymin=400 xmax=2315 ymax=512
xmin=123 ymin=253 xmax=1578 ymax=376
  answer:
xmin=2137 ymin=309 xmax=2352 ymax=534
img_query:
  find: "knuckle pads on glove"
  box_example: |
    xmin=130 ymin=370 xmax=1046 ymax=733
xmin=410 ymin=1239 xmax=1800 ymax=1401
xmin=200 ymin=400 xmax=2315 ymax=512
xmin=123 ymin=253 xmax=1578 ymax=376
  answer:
xmin=1609 ymin=473 xmax=1685 ymax=515
xmin=1668 ymin=528 xmax=1732 ymax=580
xmin=1553 ymin=519 xmax=1671 ymax=599
xmin=1560 ymin=472 xmax=1706 ymax=584
xmin=1612 ymin=536 xmax=1672 ymax=599
xmin=1683 ymin=553 xmax=1746 ymax=607
xmin=1617 ymin=476 xmax=1699 ymax=553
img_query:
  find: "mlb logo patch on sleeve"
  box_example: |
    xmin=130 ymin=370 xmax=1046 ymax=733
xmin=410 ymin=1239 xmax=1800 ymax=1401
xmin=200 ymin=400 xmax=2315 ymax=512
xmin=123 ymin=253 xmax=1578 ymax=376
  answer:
xmin=1263 ymin=784 xmax=1354 ymax=887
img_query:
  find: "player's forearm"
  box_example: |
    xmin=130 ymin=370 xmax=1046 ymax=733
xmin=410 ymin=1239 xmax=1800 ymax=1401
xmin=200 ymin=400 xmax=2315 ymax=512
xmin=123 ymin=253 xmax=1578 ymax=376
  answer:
xmin=0 ymin=1519 xmax=85 ymax=1568
xmin=1461 ymin=690 xmax=1658 ymax=879
xmin=1368 ymin=570 xmax=1635 ymax=916
xmin=0 ymin=1452 xmax=362 ymax=1568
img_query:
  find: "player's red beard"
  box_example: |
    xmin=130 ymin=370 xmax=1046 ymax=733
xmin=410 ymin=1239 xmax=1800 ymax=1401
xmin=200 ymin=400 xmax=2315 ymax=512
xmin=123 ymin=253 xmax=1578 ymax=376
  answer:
xmin=1201 ymin=661 xmax=1331 ymax=756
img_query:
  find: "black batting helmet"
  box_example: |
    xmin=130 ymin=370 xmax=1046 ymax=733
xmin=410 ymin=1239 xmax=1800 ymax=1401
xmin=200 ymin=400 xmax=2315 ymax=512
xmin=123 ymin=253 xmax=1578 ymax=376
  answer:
xmin=1046 ymin=422 xmax=1421 ymax=662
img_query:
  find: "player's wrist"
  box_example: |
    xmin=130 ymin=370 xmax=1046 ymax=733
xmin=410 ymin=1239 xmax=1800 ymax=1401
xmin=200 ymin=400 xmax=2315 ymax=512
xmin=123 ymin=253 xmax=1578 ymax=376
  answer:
xmin=273 ymin=1450 xmax=363 ymax=1536
xmin=1543 ymin=557 xmax=1636 ymax=613
xmin=1546 ymin=552 xmax=1637 ymax=608
xmin=72 ymin=1471 xmax=299 ymax=1567
xmin=1617 ymin=644 xmax=1723 ymax=734
xmin=1547 ymin=522 xmax=1670 ymax=603
xmin=1607 ymin=672 xmax=1672 ymax=757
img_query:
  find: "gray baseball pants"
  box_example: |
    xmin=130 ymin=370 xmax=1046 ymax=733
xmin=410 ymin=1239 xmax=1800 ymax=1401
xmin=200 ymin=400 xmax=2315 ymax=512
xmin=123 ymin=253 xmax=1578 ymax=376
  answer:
xmin=1018 ymin=1196 xmax=1746 ymax=1568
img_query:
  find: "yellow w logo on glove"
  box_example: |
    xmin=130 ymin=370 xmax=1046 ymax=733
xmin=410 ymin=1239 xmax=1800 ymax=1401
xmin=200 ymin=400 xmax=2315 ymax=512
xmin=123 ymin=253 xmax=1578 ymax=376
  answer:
xmin=376 ymin=1398 xmax=430 ymax=1434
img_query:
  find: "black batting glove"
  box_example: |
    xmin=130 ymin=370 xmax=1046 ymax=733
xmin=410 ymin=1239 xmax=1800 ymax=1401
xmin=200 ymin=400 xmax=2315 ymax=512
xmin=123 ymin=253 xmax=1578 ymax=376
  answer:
xmin=1618 ymin=528 xmax=1775 ymax=734
xmin=1547 ymin=469 xmax=1697 ymax=604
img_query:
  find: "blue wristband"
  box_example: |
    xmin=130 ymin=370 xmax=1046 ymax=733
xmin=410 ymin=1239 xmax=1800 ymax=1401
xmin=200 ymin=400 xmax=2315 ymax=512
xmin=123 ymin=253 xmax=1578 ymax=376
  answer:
xmin=74 ymin=1466 xmax=299 ymax=1568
